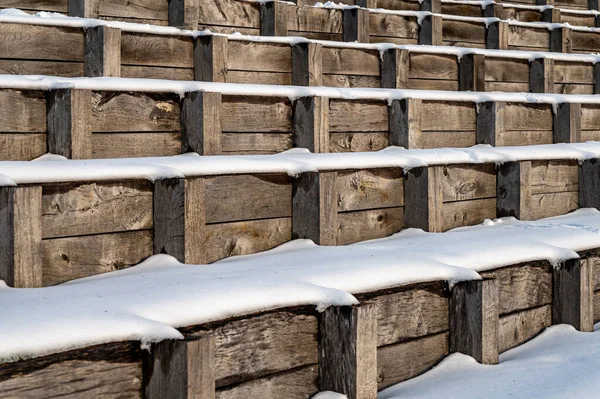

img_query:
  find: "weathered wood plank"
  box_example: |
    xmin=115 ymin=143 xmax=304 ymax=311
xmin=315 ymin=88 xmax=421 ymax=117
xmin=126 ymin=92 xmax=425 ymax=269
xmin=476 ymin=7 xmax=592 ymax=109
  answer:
xmin=553 ymin=258 xmax=594 ymax=332
xmin=443 ymin=19 xmax=486 ymax=45
xmin=420 ymin=130 xmax=476 ymax=149
xmin=121 ymin=32 xmax=193 ymax=68
xmin=92 ymin=132 xmax=181 ymax=158
xmin=459 ymin=53 xmax=485 ymax=91
xmin=409 ymin=53 xmax=458 ymax=81
xmin=580 ymin=104 xmax=600 ymax=130
xmin=441 ymin=164 xmax=496 ymax=202
xmin=368 ymin=13 xmax=419 ymax=39
xmin=1 ymin=0 xmax=67 ymax=12
xmin=221 ymin=133 xmax=292 ymax=154
xmin=329 ymin=100 xmax=388 ymax=132
xmin=227 ymin=71 xmax=291 ymax=86
xmin=169 ymin=0 xmax=199 ymax=29
xmin=497 ymin=161 xmax=531 ymax=219
xmin=287 ymin=6 xmax=343 ymax=34
xmin=99 ymin=0 xmax=168 ymax=20
xmin=198 ymin=0 xmax=259 ymax=28
xmin=322 ymin=47 xmax=379 ymax=76
xmin=528 ymin=191 xmax=579 ymax=220
xmin=337 ymin=207 xmax=404 ymax=245
xmin=221 ymin=96 xmax=291 ymax=133
xmin=293 ymin=96 xmax=329 ymax=153
xmin=329 ymin=132 xmax=388 ymax=153
xmin=228 ymin=41 xmax=291 ymax=73
xmin=182 ymin=91 xmax=222 ymax=155
xmin=0 ymin=23 xmax=84 ymax=62
xmin=292 ymin=42 xmax=322 ymax=86
xmin=507 ymin=25 xmax=549 ymax=50
xmin=504 ymin=103 xmax=553 ymax=131
xmin=442 ymin=198 xmax=496 ymax=231
xmin=0 ymin=134 xmax=46 ymax=161
xmin=497 ymin=130 xmax=554 ymax=147
xmin=121 ymin=65 xmax=193 ymax=80
xmin=84 ymin=26 xmax=121 ymax=77
xmin=336 ymin=168 xmax=403 ymax=212
xmin=404 ymin=166 xmax=443 ymax=232
xmin=323 ymin=74 xmax=379 ymax=88
xmin=580 ymin=158 xmax=600 ymax=210
xmin=421 ymin=101 xmax=476 ymax=132
xmin=530 ymin=57 xmax=553 ymax=93
xmin=486 ymin=57 xmax=529 ymax=83
xmin=0 ymin=60 xmax=83 ymax=77
xmin=554 ymin=102 xmax=581 ymax=143
xmin=530 ymin=160 xmax=578 ymax=194
xmin=0 ymin=90 xmax=46 ymax=133
xmin=195 ymin=35 xmax=227 ymax=83
xmin=499 ymin=305 xmax=551 ymax=353
xmin=47 ymin=89 xmax=92 ymax=159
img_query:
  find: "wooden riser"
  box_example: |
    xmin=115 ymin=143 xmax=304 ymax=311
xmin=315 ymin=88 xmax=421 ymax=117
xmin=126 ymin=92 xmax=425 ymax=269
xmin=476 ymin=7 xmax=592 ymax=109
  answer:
xmin=2 ymin=158 xmax=600 ymax=287
xmin=0 ymin=254 xmax=597 ymax=398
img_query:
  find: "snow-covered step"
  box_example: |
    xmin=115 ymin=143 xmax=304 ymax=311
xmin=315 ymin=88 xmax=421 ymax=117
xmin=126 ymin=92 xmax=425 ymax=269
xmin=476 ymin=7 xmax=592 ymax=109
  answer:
xmin=1 ymin=211 xmax=599 ymax=397
xmin=1 ymin=143 xmax=599 ymax=288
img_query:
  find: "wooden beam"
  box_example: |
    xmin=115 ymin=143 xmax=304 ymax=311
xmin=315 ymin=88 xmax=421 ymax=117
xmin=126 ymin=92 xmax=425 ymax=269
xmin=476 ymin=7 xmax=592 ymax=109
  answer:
xmin=476 ymin=101 xmax=505 ymax=146
xmin=153 ymin=178 xmax=206 ymax=264
xmin=292 ymin=171 xmax=337 ymax=245
xmin=529 ymin=57 xmax=554 ymax=93
xmin=293 ymin=96 xmax=329 ymax=153
xmin=343 ymin=8 xmax=369 ymax=43
xmin=579 ymin=158 xmax=600 ymax=210
xmin=380 ymin=48 xmax=409 ymax=89
xmin=68 ymin=0 xmax=99 ymax=18
xmin=194 ymin=35 xmax=228 ymax=83
xmin=84 ymin=26 xmax=121 ymax=78
xmin=181 ymin=91 xmax=222 ymax=155
xmin=550 ymin=26 xmax=571 ymax=53
xmin=420 ymin=15 xmax=442 ymax=46
xmin=553 ymin=102 xmax=581 ymax=143
xmin=389 ymin=98 xmax=422 ymax=149
xmin=542 ymin=8 xmax=560 ymax=23
xmin=404 ymin=166 xmax=443 ymax=232
xmin=144 ymin=334 xmax=215 ymax=399
xmin=552 ymin=258 xmax=593 ymax=332
xmin=590 ymin=0 xmax=600 ymax=10
xmin=292 ymin=42 xmax=323 ymax=86
xmin=47 ymin=89 xmax=92 ymax=159
xmin=318 ymin=304 xmax=377 ymax=399
xmin=593 ymin=63 xmax=600 ymax=94
xmin=537 ymin=0 xmax=554 ymax=5
xmin=450 ymin=278 xmax=499 ymax=364
xmin=421 ymin=0 xmax=441 ymax=13
xmin=168 ymin=0 xmax=200 ymax=30
xmin=595 ymin=15 xmax=600 ymax=29
xmin=260 ymin=1 xmax=288 ymax=36
xmin=356 ymin=0 xmax=378 ymax=7
xmin=496 ymin=161 xmax=532 ymax=220
xmin=459 ymin=53 xmax=485 ymax=92
xmin=0 ymin=186 xmax=42 ymax=288
xmin=483 ymin=3 xmax=503 ymax=18
xmin=486 ymin=21 xmax=508 ymax=50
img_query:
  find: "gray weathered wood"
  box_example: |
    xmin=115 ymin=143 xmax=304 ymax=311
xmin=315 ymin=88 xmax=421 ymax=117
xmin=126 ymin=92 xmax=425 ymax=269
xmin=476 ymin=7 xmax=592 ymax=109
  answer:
xmin=449 ymin=278 xmax=499 ymax=364
xmin=343 ymin=8 xmax=369 ymax=43
xmin=84 ymin=26 xmax=121 ymax=77
xmin=292 ymin=42 xmax=323 ymax=86
xmin=68 ymin=0 xmax=99 ymax=18
xmin=293 ymin=96 xmax=329 ymax=153
xmin=194 ymin=35 xmax=228 ymax=82
xmin=260 ymin=1 xmax=288 ymax=36
xmin=552 ymin=258 xmax=593 ymax=332
xmin=0 ymin=186 xmax=42 ymax=288
xmin=483 ymin=3 xmax=503 ymax=18
xmin=594 ymin=63 xmax=600 ymax=94
xmin=181 ymin=91 xmax=222 ymax=155
xmin=476 ymin=101 xmax=505 ymax=146
xmin=144 ymin=334 xmax=215 ymax=399
xmin=499 ymin=305 xmax=551 ymax=353
xmin=486 ymin=21 xmax=508 ymax=50
xmin=380 ymin=48 xmax=409 ymax=89
xmin=550 ymin=26 xmax=571 ymax=53
xmin=153 ymin=178 xmax=206 ymax=264
xmin=542 ymin=8 xmax=561 ymax=23
xmin=421 ymin=0 xmax=441 ymax=13
xmin=553 ymin=102 xmax=581 ymax=143
xmin=404 ymin=166 xmax=443 ymax=232
xmin=580 ymin=158 xmax=600 ymax=209
xmin=389 ymin=98 xmax=421 ymax=149
xmin=591 ymin=0 xmax=600 ymax=10
xmin=529 ymin=57 xmax=554 ymax=93
xmin=292 ymin=171 xmax=337 ymax=245
xmin=420 ymin=15 xmax=442 ymax=45
xmin=497 ymin=161 xmax=532 ymax=220
xmin=319 ymin=304 xmax=377 ymax=399
xmin=47 ymin=88 xmax=92 ymax=159
xmin=168 ymin=0 xmax=199 ymax=29
xmin=459 ymin=53 xmax=485 ymax=91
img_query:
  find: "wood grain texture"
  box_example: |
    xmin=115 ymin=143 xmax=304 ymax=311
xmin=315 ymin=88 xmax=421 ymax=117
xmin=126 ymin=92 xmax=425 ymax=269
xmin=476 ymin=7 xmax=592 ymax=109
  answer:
xmin=421 ymin=101 xmax=476 ymax=132
xmin=404 ymin=166 xmax=443 ymax=232
xmin=441 ymin=164 xmax=496 ymax=202
xmin=459 ymin=53 xmax=485 ymax=91
xmin=530 ymin=57 xmax=554 ymax=93
xmin=554 ymin=102 xmax=581 ymax=143
xmin=336 ymin=168 xmax=403 ymax=212
xmin=368 ymin=12 xmax=419 ymax=39
xmin=293 ymin=172 xmax=337 ymax=245
xmin=182 ymin=91 xmax=222 ymax=155
xmin=553 ymin=258 xmax=594 ymax=332
xmin=222 ymin=95 xmax=291 ymax=133
xmin=84 ymin=25 xmax=121 ymax=77
xmin=329 ymin=99 xmax=387 ymax=132
xmin=292 ymin=42 xmax=323 ymax=86
xmin=198 ymin=0 xmax=259 ymax=28
xmin=343 ymin=8 xmax=369 ymax=43
xmin=322 ymin=47 xmax=379 ymax=76
xmin=443 ymin=19 xmax=486 ymax=45
xmin=380 ymin=48 xmax=409 ymax=89
xmin=121 ymin=32 xmax=193 ymax=68
xmin=0 ymin=134 xmax=46 ymax=161
xmin=99 ymin=0 xmax=168 ymax=20
xmin=409 ymin=53 xmax=458 ymax=81
xmin=293 ymin=96 xmax=329 ymax=153
xmin=0 ymin=59 xmax=83 ymax=77
xmin=530 ymin=160 xmax=578 ymax=194
xmin=221 ymin=133 xmax=292 ymax=154
xmin=337 ymin=207 xmax=404 ymax=245
xmin=0 ymin=23 xmax=84 ymax=62
xmin=497 ymin=161 xmax=530 ymax=219
xmin=195 ymin=35 xmax=228 ymax=82
xmin=580 ymin=158 xmax=600 ymax=209
xmin=329 ymin=132 xmax=388 ymax=153
xmin=169 ymin=0 xmax=199 ymax=29
xmin=442 ymin=198 xmax=496 ymax=231
xmin=528 ymin=191 xmax=579 ymax=220
xmin=0 ymin=90 xmax=46 ymax=133
xmin=92 ymin=132 xmax=181 ymax=158
xmin=389 ymin=98 xmax=421 ymax=149
xmin=228 ymin=40 xmax=290 ymax=73
xmin=499 ymin=305 xmax=551 ymax=353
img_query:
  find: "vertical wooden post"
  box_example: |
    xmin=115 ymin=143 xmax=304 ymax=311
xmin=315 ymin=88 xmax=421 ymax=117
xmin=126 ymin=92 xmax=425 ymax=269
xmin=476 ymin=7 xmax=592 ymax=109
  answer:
xmin=595 ymin=15 xmax=600 ymax=28
xmin=292 ymin=171 xmax=338 ymax=245
xmin=84 ymin=26 xmax=121 ymax=77
xmin=343 ymin=8 xmax=369 ymax=43
xmin=550 ymin=26 xmax=571 ymax=53
xmin=144 ymin=334 xmax=215 ymax=399
xmin=404 ymin=166 xmax=443 ymax=232
xmin=318 ymin=304 xmax=378 ymax=399
xmin=419 ymin=15 xmax=442 ymax=46
xmin=593 ymin=63 xmax=600 ymax=94
xmin=356 ymin=0 xmax=378 ymax=8
xmin=181 ymin=91 xmax=222 ymax=155
xmin=496 ymin=161 xmax=532 ymax=220
xmin=153 ymin=178 xmax=206 ymax=264
xmin=552 ymin=258 xmax=593 ymax=332
xmin=194 ymin=35 xmax=228 ymax=83
xmin=542 ymin=8 xmax=561 ymax=23
xmin=450 ymin=279 xmax=499 ymax=364
xmin=553 ymin=102 xmax=581 ymax=143
xmin=292 ymin=42 xmax=323 ymax=86
xmin=590 ymin=0 xmax=600 ymax=10
xmin=0 ymin=186 xmax=42 ymax=288
xmin=389 ymin=98 xmax=422 ymax=149
xmin=537 ymin=0 xmax=554 ymax=5
xmin=529 ymin=57 xmax=554 ymax=93
xmin=579 ymin=158 xmax=600 ymax=210
xmin=476 ymin=101 xmax=505 ymax=146
xmin=486 ymin=21 xmax=508 ymax=50
xmin=68 ymin=0 xmax=99 ymax=18
xmin=380 ymin=48 xmax=409 ymax=89
xmin=293 ymin=96 xmax=329 ymax=153
xmin=421 ymin=0 xmax=441 ymax=13
xmin=459 ymin=53 xmax=485 ymax=92
xmin=168 ymin=0 xmax=199 ymax=30
xmin=47 ymin=88 xmax=92 ymax=159
xmin=260 ymin=1 xmax=288 ymax=36
xmin=483 ymin=3 xmax=503 ymax=18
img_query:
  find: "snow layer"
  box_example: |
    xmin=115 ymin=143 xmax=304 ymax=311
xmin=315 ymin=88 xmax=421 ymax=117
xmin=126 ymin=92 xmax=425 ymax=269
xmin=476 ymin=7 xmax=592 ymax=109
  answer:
xmin=2 ymin=210 xmax=600 ymax=362
xmin=379 ymin=324 xmax=600 ymax=399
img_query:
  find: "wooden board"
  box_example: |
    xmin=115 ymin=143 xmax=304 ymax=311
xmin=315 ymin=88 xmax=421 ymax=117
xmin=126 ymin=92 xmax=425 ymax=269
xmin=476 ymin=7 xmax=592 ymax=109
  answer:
xmin=499 ymin=305 xmax=551 ymax=353
xmin=441 ymin=164 xmax=496 ymax=202
xmin=92 ymin=132 xmax=181 ymax=158
xmin=485 ymin=58 xmax=529 ymax=83
xmin=554 ymin=61 xmax=594 ymax=84
xmin=580 ymin=104 xmax=600 ymax=130
xmin=504 ymin=103 xmax=553 ymax=131
xmin=0 ymin=134 xmax=46 ymax=161
xmin=0 ymin=0 xmax=67 ymax=12
xmin=408 ymin=79 xmax=459 ymax=91
xmin=528 ymin=191 xmax=579 ymax=220
xmin=595 ymin=291 xmax=600 ymax=323
xmin=571 ymin=31 xmax=600 ymax=53
xmin=442 ymin=20 xmax=486 ymax=45
xmin=369 ymin=13 xmax=419 ymax=39
xmin=554 ymin=83 xmax=594 ymax=95
xmin=408 ymin=53 xmax=458 ymax=81
xmin=328 ymin=132 xmax=389 ymax=152
xmin=0 ymin=90 xmax=46 ymax=133
xmin=287 ymin=7 xmax=343 ymax=33
xmin=322 ymin=74 xmax=380 ymax=88
xmin=321 ymin=47 xmax=379 ymax=76
xmin=497 ymin=130 xmax=554 ymax=147
xmin=99 ymin=0 xmax=169 ymax=20
xmin=198 ymin=0 xmax=260 ymax=28
xmin=421 ymin=101 xmax=476 ymax=132
xmin=442 ymin=198 xmax=496 ymax=231
xmin=328 ymin=100 xmax=388 ymax=133
xmin=530 ymin=160 xmax=578 ymax=194
xmin=221 ymin=96 xmax=292 ymax=133
xmin=420 ymin=130 xmax=476 ymax=149
xmin=227 ymin=41 xmax=292 ymax=73
xmin=221 ymin=132 xmax=292 ymax=154
xmin=42 ymin=230 xmax=153 ymax=285
xmin=507 ymin=25 xmax=549 ymax=50
xmin=121 ymin=32 xmax=193 ymax=68
xmin=0 ymin=60 xmax=83 ymax=77
xmin=336 ymin=168 xmax=404 ymax=212
xmin=337 ymin=207 xmax=404 ymax=245
xmin=0 ymin=23 xmax=84 ymax=62
xmin=121 ymin=65 xmax=193 ymax=80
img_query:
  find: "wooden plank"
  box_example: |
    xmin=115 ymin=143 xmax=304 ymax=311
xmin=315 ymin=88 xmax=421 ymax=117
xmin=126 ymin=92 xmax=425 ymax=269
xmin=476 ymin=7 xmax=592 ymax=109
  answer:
xmin=0 ymin=23 xmax=84 ymax=62
xmin=287 ymin=5 xmax=342 ymax=34
xmin=420 ymin=131 xmax=476 ymax=149
xmin=0 ymin=90 xmax=46 ymax=133
xmin=497 ymin=161 xmax=531 ymax=219
xmin=329 ymin=100 xmax=388 ymax=132
xmin=459 ymin=53 xmax=485 ymax=91
xmin=322 ymin=47 xmax=379 ymax=76
xmin=84 ymin=26 xmax=121 ymax=77
xmin=420 ymin=15 xmax=443 ymax=46
xmin=409 ymin=78 xmax=459 ymax=91
xmin=221 ymin=96 xmax=291 ymax=133
xmin=91 ymin=92 xmax=180 ymax=132
xmin=204 ymin=217 xmax=292 ymax=263
xmin=380 ymin=48 xmax=409 ymax=89
xmin=0 ymin=60 xmax=83 ymax=77
xmin=504 ymin=103 xmax=553 ymax=131
xmin=121 ymin=65 xmax=194 ymax=80
xmin=377 ymin=332 xmax=448 ymax=390
xmin=337 ymin=207 xmax=404 ymax=245
xmin=329 ymin=132 xmax=388 ymax=152
xmin=554 ymin=61 xmax=594 ymax=84
xmin=442 ymin=198 xmax=497 ymax=231
xmin=408 ymin=53 xmax=458 ymax=81
xmin=99 ymin=0 xmax=168 ymax=20
xmin=528 ymin=191 xmax=579 ymax=220
xmin=144 ymin=335 xmax=214 ymax=399
xmin=195 ymin=35 xmax=227 ymax=83
xmin=47 ymin=88 xmax=92 ymax=159
xmin=442 ymin=19 xmax=486 ymax=45
xmin=480 ymin=263 xmax=552 ymax=315
xmin=530 ymin=160 xmax=578 ymax=194
xmin=477 ymin=101 xmax=504 ymax=146
xmin=336 ymin=168 xmax=403 ymax=212
xmin=121 ymin=32 xmax=193 ymax=68
xmin=323 ymin=74 xmax=380 ymax=88
xmin=589 ymin=256 xmax=600 ymax=291
xmin=228 ymin=41 xmax=291 ymax=73
xmin=0 ymin=186 xmax=42 ymax=288
xmin=343 ymin=8 xmax=369 ymax=43
xmin=68 ymin=0 xmax=99 ymax=19
xmin=1 ymin=0 xmax=67 ymax=12
xmin=389 ymin=98 xmax=421 ymax=149
xmin=92 ymin=132 xmax=181 ymax=158
xmin=486 ymin=57 xmax=529 ymax=83
xmin=530 ymin=57 xmax=554 ymax=93
xmin=221 ymin=133 xmax=292 ymax=154
xmin=0 ymin=134 xmax=46 ymax=161
xmin=42 ymin=230 xmax=153 ymax=286
xmin=198 ymin=0 xmax=259 ymax=28
xmin=319 ymin=304 xmax=377 ymax=399
xmin=507 ymin=25 xmax=549 ymax=50
xmin=168 ymin=0 xmax=199 ymax=29
xmin=441 ymin=164 xmax=496 ymax=202
xmin=421 ymin=101 xmax=476 ymax=132
xmin=497 ymin=130 xmax=554 ymax=147
xmin=293 ymin=96 xmax=329 ymax=153
xmin=499 ymin=305 xmax=551 ymax=353
xmin=550 ymin=26 xmax=571 ymax=53
xmin=581 ymin=104 xmax=600 ymax=130
xmin=404 ymin=166 xmax=443 ymax=232
xmin=292 ymin=42 xmax=323 ymax=86
xmin=553 ymin=258 xmax=594 ymax=332
xmin=41 ymin=181 xmax=152 ymax=239
xmin=182 ymin=91 xmax=222 ymax=155
xmin=227 ymin=71 xmax=292 ymax=86
xmin=571 ymin=30 xmax=600 ymax=53
xmin=580 ymin=158 xmax=600 ymax=209
xmin=487 ymin=21 xmax=508 ymax=49
xmin=368 ymin=13 xmax=419 ymax=38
